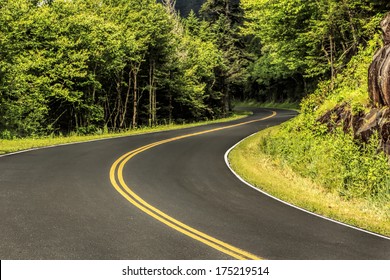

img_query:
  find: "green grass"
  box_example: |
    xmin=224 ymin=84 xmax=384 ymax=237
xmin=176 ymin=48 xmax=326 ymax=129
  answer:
xmin=228 ymin=37 xmax=390 ymax=237
xmin=233 ymin=99 xmax=300 ymax=110
xmin=228 ymin=31 xmax=390 ymax=238
xmin=0 ymin=112 xmax=250 ymax=155
xmin=228 ymin=126 xmax=390 ymax=237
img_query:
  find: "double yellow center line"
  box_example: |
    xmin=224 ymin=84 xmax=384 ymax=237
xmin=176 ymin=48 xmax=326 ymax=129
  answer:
xmin=109 ymin=111 xmax=277 ymax=260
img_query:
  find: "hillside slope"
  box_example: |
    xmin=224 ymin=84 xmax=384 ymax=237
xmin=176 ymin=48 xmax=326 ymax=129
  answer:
xmin=258 ymin=34 xmax=390 ymax=207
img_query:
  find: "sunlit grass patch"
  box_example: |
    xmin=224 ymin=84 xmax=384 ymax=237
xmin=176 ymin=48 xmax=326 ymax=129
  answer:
xmin=0 ymin=112 xmax=250 ymax=155
xmin=233 ymin=99 xmax=300 ymax=110
xmin=228 ymin=127 xmax=390 ymax=237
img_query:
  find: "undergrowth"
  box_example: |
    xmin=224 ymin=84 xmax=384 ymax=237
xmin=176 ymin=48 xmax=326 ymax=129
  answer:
xmin=260 ymin=124 xmax=390 ymax=202
xmin=229 ymin=128 xmax=390 ymax=236
xmin=233 ymin=99 xmax=300 ymax=110
xmin=258 ymin=35 xmax=390 ymax=205
xmin=0 ymin=112 xmax=249 ymax=155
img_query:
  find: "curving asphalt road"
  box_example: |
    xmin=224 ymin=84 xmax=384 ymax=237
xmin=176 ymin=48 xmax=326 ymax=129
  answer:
xmin=0 ymin=108 xmax=389 ymax=260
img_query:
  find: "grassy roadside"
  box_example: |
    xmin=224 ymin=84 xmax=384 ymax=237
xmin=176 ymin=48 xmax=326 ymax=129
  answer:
xmin=0 ymin=111 xmax=250 ymax=155
xmin=233 ymin=100 xmax=300 ymax=110
xmin=228 ymin=126 xmax=390 ymax=237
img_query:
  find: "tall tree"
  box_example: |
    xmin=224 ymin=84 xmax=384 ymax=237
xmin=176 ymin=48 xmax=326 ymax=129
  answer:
xmin=200 ymin=0 xmax=248 ymax=115
xmin=241 ymin=0 xmax=385 ymax=101
xmin=0 ymin=0 xmax=269 ymax=138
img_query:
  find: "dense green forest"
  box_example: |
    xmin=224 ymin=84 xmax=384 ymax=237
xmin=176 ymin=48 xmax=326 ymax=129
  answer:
xmin=0 ymin=0 xmax=239 ymax=137
xmin=1 ymin=0 xmax=390 ymax=142
xmin=175 ymin=0 xmax=204 ymax=16
xmin=240 ymin=0 xmax=390 ymax=200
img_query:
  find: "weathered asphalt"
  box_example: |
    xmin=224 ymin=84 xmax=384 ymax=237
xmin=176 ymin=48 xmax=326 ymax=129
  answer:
xmin=0 ymin=108 xmax=389 ymax=259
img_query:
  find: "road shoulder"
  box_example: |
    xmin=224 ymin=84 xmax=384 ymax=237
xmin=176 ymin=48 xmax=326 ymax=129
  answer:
xmin=227 ymin=126 xmax=390 ymax=238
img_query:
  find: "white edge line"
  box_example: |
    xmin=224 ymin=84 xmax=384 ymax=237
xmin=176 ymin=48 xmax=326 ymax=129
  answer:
xmin=224 ymin=132 xmax=390 ymax=241
xmin=3 ymin=111 xmax=389 ymax=241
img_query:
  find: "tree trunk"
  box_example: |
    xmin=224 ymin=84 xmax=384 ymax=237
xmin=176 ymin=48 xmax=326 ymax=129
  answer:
xmin=329 ymin=34 xmax=335 ymax=89
xmin=342 ymin=0 xmax=358 ymax=51
xmin=151 ymin=60 xmax=157 ymax=126
xmin=152 ymin=84 xmax=157 ymax=126
xmin=168 ymin=70 xmax=173 ymax=124
xmin=132 ymin=67 xmax=138 ymax=129
xmin=169 ymin=91 xmax=173 ymax=124
xmin=120 ymin=70 xmax=132 ymax=129
xmin=148 ymin=61 xmax=154 ymax=127
xmin=113 ymin=72 xmax=123 ymax=130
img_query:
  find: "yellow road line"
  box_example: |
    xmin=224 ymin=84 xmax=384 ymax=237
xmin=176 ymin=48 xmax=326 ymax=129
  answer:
xmin=109 ymin=111 xmax=277 ymax=260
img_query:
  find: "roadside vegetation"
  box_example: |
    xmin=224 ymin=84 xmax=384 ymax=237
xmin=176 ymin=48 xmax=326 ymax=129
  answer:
xmin=229 ymin=129 xmax=390 ymax=237
xmin=229 ymin=0 xmax=390 ymax=237
xmin=0 ymin=111 xmax=249 ymax=155
xmin=259 ymin=41 xmax=390 ymax=201
xmin=233 ymin=100 xmax=300 ymax=111
xmin=1 ymin=0 xmax=389 ymax=234
xmin=0 ymin=0 xmax=248 ymax=139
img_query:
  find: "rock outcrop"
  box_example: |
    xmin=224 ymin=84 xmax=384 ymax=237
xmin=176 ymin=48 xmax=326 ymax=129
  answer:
xmin=368 ymin=12 xmax=390 ymax=107
xmin=317 ymin=105 xmax=390 ymax=155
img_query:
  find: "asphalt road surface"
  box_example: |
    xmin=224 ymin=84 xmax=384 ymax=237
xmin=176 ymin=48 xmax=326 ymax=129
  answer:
xmin=1 ymin=108 xmax=389 ymax=259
